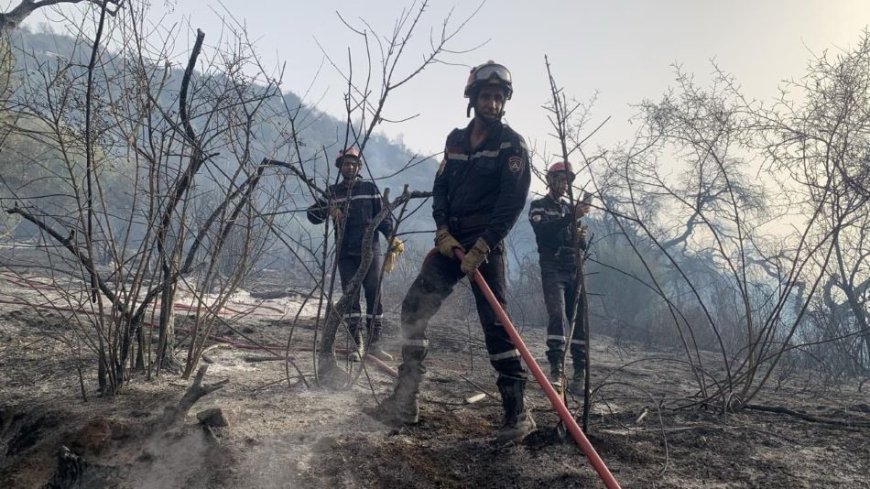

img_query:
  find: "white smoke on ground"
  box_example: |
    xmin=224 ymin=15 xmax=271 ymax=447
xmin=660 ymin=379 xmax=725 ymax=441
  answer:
xmin=230 ymin=389 xmax=386 ymax=489
xmin=123 ymin=427 xmax=212 ymax=489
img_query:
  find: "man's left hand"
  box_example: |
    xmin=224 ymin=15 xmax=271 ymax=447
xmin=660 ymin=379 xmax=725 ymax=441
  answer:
xmin=384 ymin=237 xmax=405 ymax=273
xmin=461 ymin=237 xmax=490 ymax=275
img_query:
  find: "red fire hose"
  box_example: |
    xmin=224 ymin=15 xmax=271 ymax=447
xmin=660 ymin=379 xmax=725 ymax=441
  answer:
xmin=457 ymin=250 xmax=621 ymax=489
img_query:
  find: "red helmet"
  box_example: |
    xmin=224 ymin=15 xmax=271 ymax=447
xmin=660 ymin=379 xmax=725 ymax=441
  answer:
xmin=464 ymin=61 xmax=513 ymax=100
xmin=335 ymin=146 xmax=361 ymax=168
xmin=546 ymin=161 xmax=575 ymax=182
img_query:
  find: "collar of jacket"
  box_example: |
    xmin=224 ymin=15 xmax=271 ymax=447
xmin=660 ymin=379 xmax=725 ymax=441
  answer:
xmin=460 ymin=119 xmax=505 ymax=150
xmin=340 ymin=175 xmax=362 ymax=187
xmin=544 ymin=193 xmax=568 ymax=206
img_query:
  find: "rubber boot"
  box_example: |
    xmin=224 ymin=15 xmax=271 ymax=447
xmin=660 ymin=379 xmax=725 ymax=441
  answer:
xmin=495 ymin=378 xmax=536 ymax=445
xmin=348 ymin=328 xmax=365 ymax=362
xmin=567 ymin=366 xmax=585 ymax=394
xmin=568 ymin=343 xmax=586 ymax=394
xmin=376 ymin=362 xmax=422 ymax=425
xmin=367 ymin=321 xmax=393 ymax=362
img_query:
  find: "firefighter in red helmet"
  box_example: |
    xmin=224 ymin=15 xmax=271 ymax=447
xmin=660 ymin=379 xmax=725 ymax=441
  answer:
xmin=529 ymin=161 xmax=591 ymax=393
xmin=307 ymin=146 xmax=395 ymax=362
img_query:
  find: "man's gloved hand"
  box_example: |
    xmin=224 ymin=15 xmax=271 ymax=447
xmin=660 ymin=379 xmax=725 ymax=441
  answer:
xmin=389 ymin=236 xmax=405 ymax=254
xmin=435 ymin=226 xmax=464 ymax=258
xmin=384 ymin=237 xmax=405 ymax=273
xmin=460 ymin=237 xmax=490 ymax=275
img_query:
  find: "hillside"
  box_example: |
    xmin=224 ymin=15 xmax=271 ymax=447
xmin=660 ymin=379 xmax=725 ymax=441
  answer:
xmin=4 ymin=26 xmax=444 ymax=244
xmin=9 ymin=27 xmax=437 ymax=188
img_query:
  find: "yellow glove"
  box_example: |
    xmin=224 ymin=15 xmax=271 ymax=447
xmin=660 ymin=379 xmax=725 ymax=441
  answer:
xmin=383 ymin=237 xmax=404 ymax=273
xmin=460 ymin=237 xmax=490 ymax=275
xmin=435 ymin=226 xmax=464 ymax=259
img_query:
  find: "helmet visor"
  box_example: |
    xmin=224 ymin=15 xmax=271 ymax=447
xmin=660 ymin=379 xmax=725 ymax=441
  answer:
xmin=473 ymin=64 xmax=511 ymax=85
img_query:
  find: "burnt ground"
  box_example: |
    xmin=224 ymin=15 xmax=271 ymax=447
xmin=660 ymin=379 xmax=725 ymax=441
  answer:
xmin=1 ymin=278 xmax=869 ymax=488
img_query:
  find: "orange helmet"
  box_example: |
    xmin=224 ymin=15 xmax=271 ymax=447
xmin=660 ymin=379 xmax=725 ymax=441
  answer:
xmin=464 ymin=61 xmax=513 ymax=100
xmin=546 ymin=161 xmax=575 ymax=182
xmin=335 ymin=146 xmax=361 ymax=168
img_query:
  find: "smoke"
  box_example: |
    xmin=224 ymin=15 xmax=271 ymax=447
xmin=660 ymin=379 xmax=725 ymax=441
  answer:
xmin=126 ymin=427 xmax=213 ymax=489
xmin=231 ymin=389 xmax=384 ymax=489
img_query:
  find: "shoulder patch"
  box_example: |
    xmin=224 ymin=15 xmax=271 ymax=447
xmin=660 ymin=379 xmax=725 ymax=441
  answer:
xmin=508 ymin=155 xmax=523 ymax=173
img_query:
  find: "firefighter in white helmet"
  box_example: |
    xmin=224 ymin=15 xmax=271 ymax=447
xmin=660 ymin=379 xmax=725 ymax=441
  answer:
xmin=377 ymin=61 xmax=535 ymax=445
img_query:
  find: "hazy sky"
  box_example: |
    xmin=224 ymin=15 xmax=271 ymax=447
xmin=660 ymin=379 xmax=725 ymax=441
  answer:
xmin=24 ymin=0 xmax=870 ymax=162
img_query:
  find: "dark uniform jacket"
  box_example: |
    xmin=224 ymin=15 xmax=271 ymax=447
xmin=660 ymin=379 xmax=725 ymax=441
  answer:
xmin=433 ymin=120 xmax=531 ymax=249
xmin=529 ymin=194 xmax=587 ymax=268
xmin=307 ymin=177 xmax=394 ymax=257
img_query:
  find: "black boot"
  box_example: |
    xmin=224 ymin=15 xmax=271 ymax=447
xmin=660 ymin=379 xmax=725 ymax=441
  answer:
xmin=377 ymin=362 xmax=422 ymax=424
xmin=568 ymin=345 xmax=586 ymax=394
xmin=567 ymin=364 xmax=585 ymax=394
xmin=495 ymin=377 xmax=536 ymax=444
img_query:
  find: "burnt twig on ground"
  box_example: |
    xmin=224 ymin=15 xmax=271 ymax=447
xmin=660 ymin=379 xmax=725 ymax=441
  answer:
xmin=744 ymin=403 xmax=870 ymax=428
xmin=160 ymin=365 xmax=229 ymax=427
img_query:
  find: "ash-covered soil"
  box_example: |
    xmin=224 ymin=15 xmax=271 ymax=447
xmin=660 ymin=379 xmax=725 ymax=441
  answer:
xmin=1 ymin=276 xmax=869 ymax=488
